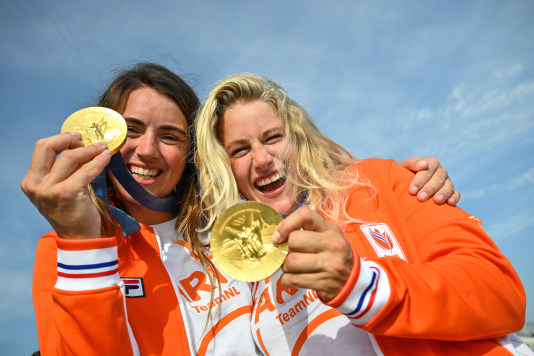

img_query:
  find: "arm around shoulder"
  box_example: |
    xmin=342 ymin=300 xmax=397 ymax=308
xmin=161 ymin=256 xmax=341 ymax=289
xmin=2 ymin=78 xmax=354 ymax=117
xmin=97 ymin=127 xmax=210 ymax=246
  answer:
xmin=367 ymin=160 xmax=527 ymax=339
xmin=338 ymin=159 xmax=526 ymax=339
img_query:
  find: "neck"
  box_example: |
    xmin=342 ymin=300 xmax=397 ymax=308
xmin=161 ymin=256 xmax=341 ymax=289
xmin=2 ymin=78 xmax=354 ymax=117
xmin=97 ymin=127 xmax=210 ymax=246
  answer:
xmin=281 ymin=200 xmax=306 ymax=218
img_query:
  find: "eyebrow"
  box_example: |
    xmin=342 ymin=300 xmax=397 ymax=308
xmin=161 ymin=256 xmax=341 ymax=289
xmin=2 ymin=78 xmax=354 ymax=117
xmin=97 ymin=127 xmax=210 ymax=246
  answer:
xmin=225 ymin=127 xmax=284 ymax=149
xmin=225 ymin=138 xmax=248 ymax=150
xmin=261 ymin=127 xmax=284 ymax=139
xmin=124 ymin=117 xmax=189 ymax=137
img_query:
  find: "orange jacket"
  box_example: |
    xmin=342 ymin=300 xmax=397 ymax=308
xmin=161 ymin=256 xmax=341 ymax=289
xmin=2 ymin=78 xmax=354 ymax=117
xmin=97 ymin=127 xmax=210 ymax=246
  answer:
xmin=33 ymin=219 xmax=259 ymax=355
xmin=251 ymin=159 xmax=529 ymax=355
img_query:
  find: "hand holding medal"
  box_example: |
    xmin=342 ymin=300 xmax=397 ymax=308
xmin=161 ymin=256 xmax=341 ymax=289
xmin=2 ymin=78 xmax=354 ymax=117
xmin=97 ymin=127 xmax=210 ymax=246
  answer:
xmin=211 ymin=201 xmax=288 ymax=282
xmin=21 ymin=108 xmax=122 ymax=239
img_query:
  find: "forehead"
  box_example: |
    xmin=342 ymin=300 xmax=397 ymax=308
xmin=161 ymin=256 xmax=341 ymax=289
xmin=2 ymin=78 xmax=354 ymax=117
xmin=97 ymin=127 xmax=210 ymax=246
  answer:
xmin=222 ymin=100 xmax=282 ymax=127
xmin=123 ymin=87 xmax=188 ymax=129
xmin=218 ymin=100 xmax=283 ymax=142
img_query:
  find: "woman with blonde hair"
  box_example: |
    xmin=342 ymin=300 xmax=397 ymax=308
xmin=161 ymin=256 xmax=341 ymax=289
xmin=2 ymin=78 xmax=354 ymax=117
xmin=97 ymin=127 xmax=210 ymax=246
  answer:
xmin=195 ymin=73 xmax=531 ymax=355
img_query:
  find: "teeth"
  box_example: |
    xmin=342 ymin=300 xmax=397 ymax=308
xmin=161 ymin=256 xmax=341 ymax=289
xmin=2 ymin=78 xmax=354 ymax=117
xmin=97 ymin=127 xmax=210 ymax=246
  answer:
xmin=257 ymin=172 xmax=283 ymax=187
xmin=130 ymin=166 xmax=158 ymax=179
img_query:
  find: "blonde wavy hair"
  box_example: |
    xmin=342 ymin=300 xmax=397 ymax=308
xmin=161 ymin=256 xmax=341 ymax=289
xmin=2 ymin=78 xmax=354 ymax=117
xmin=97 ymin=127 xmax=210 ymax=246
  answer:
xmin=195 ymin=73 xmax=373 ymax=230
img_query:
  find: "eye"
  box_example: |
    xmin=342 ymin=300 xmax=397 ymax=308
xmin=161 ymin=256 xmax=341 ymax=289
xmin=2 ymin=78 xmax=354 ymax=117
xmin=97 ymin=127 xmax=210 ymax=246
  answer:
xmin=162 ymin=134 xmax=179 ymax=142
xmin=161 ymin=133 xmax=187 ymax=145
xmin=266 ymin=134 xmax=282 ymax=142
xmin=265 ymin=132 xmax=283 ymax=144
xmin=229 ymin=146 xmax=249 ymax=158
xmin=126 ymin=125 xmax=141 ymax=137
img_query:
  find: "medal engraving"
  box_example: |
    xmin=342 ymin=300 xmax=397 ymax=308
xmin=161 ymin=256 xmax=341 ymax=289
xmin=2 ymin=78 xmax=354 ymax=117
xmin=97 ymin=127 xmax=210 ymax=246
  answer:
xmin=211 ymin=201 xmax=288 ymax=282
xmin=61 ymin=107 xmax=127 ymax=154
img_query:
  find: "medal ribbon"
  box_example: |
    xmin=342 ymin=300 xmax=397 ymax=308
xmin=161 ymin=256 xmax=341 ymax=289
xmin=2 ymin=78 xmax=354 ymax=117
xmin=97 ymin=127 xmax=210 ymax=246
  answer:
xmin=91 ymin=152 xmax=179 ymax=236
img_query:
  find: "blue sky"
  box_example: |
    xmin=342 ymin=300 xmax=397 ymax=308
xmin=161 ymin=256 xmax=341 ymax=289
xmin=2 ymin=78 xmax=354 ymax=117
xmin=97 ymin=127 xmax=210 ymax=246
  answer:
xmin=1 ymin=0 xmax=533 ymax=354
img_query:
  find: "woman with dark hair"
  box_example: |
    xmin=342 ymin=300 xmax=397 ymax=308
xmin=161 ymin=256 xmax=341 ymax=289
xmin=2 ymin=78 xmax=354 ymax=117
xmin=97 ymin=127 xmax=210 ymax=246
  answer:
xmin=22 ymin=63 xmax=260 ymax=355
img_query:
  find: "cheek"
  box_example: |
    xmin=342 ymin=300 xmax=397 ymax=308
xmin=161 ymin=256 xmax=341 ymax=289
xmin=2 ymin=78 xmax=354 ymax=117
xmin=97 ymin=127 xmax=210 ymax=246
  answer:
xmin=119 ymin=140 xmax=135 ymax=157
xmin=229 ymin=161 xmax=240 ymax=180
xmin=230 ymin=161 xmax=249 ymax=189
xmin=166 ymin=142 xmax=189 ymax=162
xmin=169 ymin=153 xmax=188 ymax=174
xmin=168 ymin=156 xmax=187 ymax=188
xmin=278 ymin=141 xmax=295 ymax=158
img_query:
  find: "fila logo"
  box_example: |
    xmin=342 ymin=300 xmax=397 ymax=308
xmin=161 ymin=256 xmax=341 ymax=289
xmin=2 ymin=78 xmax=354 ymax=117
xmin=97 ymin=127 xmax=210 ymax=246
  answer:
xmin=121 ymin=277 xmax=145 ymax=298
xmin=360 ymin=223 xmax=407 ymax=262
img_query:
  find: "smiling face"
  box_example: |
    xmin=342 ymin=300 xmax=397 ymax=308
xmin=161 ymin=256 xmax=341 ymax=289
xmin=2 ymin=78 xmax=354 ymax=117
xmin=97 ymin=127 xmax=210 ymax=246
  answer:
xmin=218 ymin=100 xmax=299 ymax=215
xmin=111 ymin=87 xmax=190 ymax=214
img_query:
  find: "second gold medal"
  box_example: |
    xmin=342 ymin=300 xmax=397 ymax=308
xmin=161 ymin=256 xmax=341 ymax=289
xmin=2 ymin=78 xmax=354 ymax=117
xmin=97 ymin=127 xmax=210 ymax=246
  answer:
xmin=211 ymin=201 xmax=288 ymax=282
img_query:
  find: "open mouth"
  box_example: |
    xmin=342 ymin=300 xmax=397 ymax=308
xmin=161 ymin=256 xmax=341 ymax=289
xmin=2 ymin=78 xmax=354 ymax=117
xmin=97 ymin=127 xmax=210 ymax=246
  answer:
xmin=128 ymin=165 xmax=160 ymax=180
xmin=255 ymin=172 xmax=286 ymax=193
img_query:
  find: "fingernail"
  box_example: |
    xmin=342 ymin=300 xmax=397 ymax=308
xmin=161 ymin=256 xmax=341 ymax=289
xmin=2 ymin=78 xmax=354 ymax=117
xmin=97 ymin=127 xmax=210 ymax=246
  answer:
xmin=410 ymin=186 xmax=418 ymax=194
xmin=272 ymin=230 xmax=280 ymax=244
xmin=419 ymin=192 xmax=428 ymax=201
xmin=436 ymin=194 xmax=444 ymax=203
xmin=101 ymin=149 xmax=111 ymax=156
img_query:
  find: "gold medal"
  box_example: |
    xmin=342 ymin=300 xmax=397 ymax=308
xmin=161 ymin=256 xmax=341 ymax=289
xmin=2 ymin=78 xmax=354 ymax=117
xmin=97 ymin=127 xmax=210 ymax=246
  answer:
xmin=211 ymin=201 xmax=288 ymax=282
xmin=61 ymin=107 xmax=127 ymax=155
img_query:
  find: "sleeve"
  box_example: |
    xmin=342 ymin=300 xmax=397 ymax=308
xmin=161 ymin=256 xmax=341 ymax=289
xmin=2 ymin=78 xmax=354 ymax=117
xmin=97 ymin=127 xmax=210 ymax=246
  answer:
xmin=33 ymin=234 xmax=139 ymax=355
xmin=326 ymin=159 xmax=526 ymax=340
xmin=322 ymin=249 xmax=391 ymax=327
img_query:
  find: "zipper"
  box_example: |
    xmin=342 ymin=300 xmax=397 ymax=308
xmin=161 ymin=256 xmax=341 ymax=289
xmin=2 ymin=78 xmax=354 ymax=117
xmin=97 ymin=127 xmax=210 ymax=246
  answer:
xmin=176 ymin=288 xmax=197 ymax=355
xmin=153 ymin=227 xmax=197 ymax=355
xmin=368 ymin=332 xmax=384 ymax=356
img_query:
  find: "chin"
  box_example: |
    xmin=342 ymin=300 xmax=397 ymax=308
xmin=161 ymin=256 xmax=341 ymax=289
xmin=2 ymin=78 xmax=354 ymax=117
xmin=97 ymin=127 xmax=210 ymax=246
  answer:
xmin=270 ymin=203 xmax=296 ymax=216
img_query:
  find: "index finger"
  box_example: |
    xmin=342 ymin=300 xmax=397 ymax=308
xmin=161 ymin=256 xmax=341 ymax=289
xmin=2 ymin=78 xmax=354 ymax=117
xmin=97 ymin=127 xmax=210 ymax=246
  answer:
xmin=403 ymin=157 xmax=436 ymax=195
xmin=28 ymin=132 xmax=84 ymax=179
xmin=416 ymin=166 xmax=449 ymax=202
xmin=400 ymin=156 xmax=424 ymax=174
xmin=272 ymin=206 xmax=330 ymax=244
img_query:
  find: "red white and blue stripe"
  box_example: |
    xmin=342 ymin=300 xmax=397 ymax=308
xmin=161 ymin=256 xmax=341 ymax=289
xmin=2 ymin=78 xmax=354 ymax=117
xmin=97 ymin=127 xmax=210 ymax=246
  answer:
xmin=56 ymin=242 xmax=121 ymax=291
xmin=368 ymin=229 xmax=393 ymax=251
xmin=337 ymin=261 xmax=390 ymax=325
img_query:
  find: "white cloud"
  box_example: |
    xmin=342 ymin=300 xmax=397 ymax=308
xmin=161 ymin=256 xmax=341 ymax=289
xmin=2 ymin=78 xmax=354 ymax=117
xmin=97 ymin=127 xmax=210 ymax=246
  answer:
xmin=484 ymin=211 xmax=534 ymax=243
xmin=510 ymin=167 xmax=534 ymax=188
xmin=462 ymin=188 xmax=487 ymax=200
xmin=452 ymin=167 xmax=534 ymax=201
xmin=446 ymin=80 xmax=534 ymax=118
xmin=381 ymin=73 xmax=534 ymax=166
xmin=495 ymin=63 xmax=523 ymax=80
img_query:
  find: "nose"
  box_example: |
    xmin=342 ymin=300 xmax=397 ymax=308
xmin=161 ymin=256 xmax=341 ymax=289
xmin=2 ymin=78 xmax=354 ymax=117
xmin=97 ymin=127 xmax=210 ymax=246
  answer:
xmin=135 ymin=132 xmax=158 ymax=159
xmin=251 ymin=144 xmax=273 ymax=169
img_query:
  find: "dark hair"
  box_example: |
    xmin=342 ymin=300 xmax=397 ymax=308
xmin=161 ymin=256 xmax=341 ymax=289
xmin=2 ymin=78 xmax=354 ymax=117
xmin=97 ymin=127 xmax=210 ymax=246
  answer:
xmin=98 ymin=62 xmax=200 ymax=125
